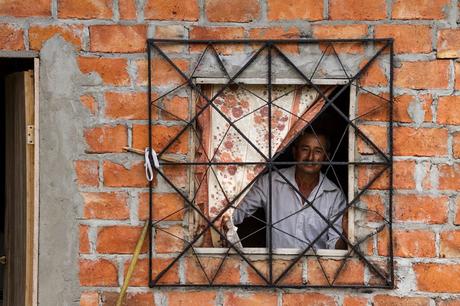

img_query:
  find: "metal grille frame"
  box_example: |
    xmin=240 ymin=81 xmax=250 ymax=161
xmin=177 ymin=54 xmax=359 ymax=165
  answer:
xmin=147 ymin=38 xmax=394 ymax=289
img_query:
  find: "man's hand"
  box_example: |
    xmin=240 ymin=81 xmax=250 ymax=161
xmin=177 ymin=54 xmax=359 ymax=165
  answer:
xmin=214 ymin=213 xmax=231 ymax=247
xmin=216 ymin=213 xmax=231 ymax=234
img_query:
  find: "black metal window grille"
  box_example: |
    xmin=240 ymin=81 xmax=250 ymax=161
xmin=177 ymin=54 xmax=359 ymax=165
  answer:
xmin=147 ymin=38 xmax=394 ymax=288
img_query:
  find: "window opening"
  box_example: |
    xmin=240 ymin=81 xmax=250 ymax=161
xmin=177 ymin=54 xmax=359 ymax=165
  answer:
xmin=147 ymin=39 xmax=394 ymax=288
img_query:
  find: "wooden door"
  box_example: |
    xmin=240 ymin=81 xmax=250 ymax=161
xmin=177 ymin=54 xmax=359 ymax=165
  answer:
xmin=4 ymin=71 xmax=34 ymax=306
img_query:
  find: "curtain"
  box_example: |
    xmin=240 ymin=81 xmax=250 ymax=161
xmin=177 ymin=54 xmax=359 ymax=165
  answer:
xmin=191 ymin=84 xmax=333 ymax=247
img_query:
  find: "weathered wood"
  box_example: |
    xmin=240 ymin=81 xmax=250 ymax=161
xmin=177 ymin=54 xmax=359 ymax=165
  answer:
xmin=4 ymin=70 xmax=35 ymax=306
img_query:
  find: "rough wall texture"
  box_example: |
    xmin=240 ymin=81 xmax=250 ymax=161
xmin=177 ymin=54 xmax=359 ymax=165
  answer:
xmin=1 ymin=0 xmax=460 ymax=305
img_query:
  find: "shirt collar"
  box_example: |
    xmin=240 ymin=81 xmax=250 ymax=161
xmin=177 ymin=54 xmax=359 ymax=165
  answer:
xmin=274 ymin=166 xmax=338 ymax=196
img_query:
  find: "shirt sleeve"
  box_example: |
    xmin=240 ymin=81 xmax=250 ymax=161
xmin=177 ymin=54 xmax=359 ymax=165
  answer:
xmin=232 ymin=174 xmax=267 ymax=225
xmin=326 ymin=191 xmax=347 ymax=249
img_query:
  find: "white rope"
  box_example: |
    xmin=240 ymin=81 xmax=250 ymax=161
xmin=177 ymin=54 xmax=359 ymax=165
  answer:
xmin=144 ymin=147 xmax=159 ymax=182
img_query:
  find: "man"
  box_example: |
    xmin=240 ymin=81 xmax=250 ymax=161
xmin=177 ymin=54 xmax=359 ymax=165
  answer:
xmin=222 ymin=129 xmax=347 ymax=250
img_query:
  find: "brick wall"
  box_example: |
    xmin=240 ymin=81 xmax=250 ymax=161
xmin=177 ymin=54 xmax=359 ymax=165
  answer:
xmin=2 ymin=0 xmax=460 ymax=305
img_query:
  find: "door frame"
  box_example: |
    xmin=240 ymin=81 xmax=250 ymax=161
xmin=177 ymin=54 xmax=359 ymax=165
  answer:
xmin=2 ymin=56 xmax=39 ymax=306
xmin=31 ymin=57 xmax=39 ymax=306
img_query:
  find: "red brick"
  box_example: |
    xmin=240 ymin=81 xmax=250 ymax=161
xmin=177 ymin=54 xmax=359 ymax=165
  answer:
xmin=248 ymin=27 xmax=300 ymax=53
xmin=313 ymin=24 xmax=368 ymax=39
xmin=247 ymin=259 xmax=302 ymax=285
xmin=100 ymin=291 xmax=154 ymax=306
xmin=307 ymin=258 xmax=364 ymax=285
xmin=185 ymin=256 xmax=240 ymax=284
xmin=154 ymin=25 xmax=187 ymax=53
xmin=437 ymin=29 xmax=460 ymax=58
xmin=414 ymin=263 xmax=460 ymax=292
xmin=392 ymin=0 xmax=449 ymax=19
xmin=79 ymin=225 xmax=90 ymax=254
xmin=330 ymin=0 xmax=386 ymax=20
xmin=437 ymin=96 xmax=460 ymax=124
xmin=0 ymin=0 xmax=50 ymax=17
xmin=344 ymin=296 xmax=367 ymax=306
xmin=136 ymin=58 xmax=189 ymax=86
xmin=206 ymin=0 xmax=260 ymax=22
xmin=125 ymin=292 xmax=154 ymax=306
xmin=155 ymin=225 xmax=184 ymax=253
xmin=360 ymin=194 xmax=385 ymax=222
xmin=104 ymin=92 xmax=152 ymax=120
xmin=30 ymin=24 xmax=84 ymax=51
xmin=454 ymin=132 xmax=460 ymax=159
xmin=358 ymin=93 xmax=434 ymax=125
xmin=367 ymin=259 xmax=389 ymax=286
xmin=394 ymin=194 xmax=448 ymax=224
xmin=79 ymin=259 xmax=118 ymax=286
xmin=119 ymin=0 xmax=136 ymax=20
xmin=75 ymin=160 xmax=99 ymax=187
xmin=84 ymin=125 xmax=127 ymax=153
xmin=359 ymin=59 xmax=388 ymax=86
xmin=162 ymin=95 xmax=189 ymax=121
xmin=356 ymin=93 xmax=389 ymax=121
xmin=97 ymin=226 xmax=147 ymax=254
xmin=144 ymin=0 xmax=199 ymax=21
xmin=313 ymin=24 xmax=368 ymax=53
xmin=357 ymin=125 xmax=387 ymax=155
xmin=102 ymin=161 xmax=149 ymax=187
xmin=439 ymin=163 xmax=460 ymax=190
xmin=456 ymin=62 xmax=460 ymax=90
xmin=375 ymin=24 xmax=432 ymax=54
xmin=283 ymin=293 xmax=336 ymax=306
xmin=379 ymin=229 xmax=435 ymax=257
xmin=167 ymin=291 xmax=216 ymax=306
xmin=267 ymin=0 xmax=322 ymax=21
xmin=132 ymin=124 xmax=189 ymax=155
xmin=391 ymin=161 xmax=416 ymax=189
xmin=138 ymin=192 xmax=184 ymax=221
xmin=440 ymin=231 xmax=460 ymax=258
xmin=224 ymin=292 xmax=277 ymax=306
xmin=0 ymin=24 xmax=23 ymax=51
xmin=80 ymin=95 xmax=97 ymax=115
xmin=80 ymin=291 xmax=99 ymax=306
xmin=163 ymin=165 xmax=188 ymax=189
xmin=357 ymin=161 xmax=416 ymax=190
xmin=123 ymin=258 xmax=179 ymax=286
xmin=393 ymin=94 xmax=433 ymax=123
xmin=58 ymin=0 xmax=112 ymax=19
xmin=78 ymin=57 xmax=130 ymax=86
xmin=373 ymin=295 xmax=430 ymax=306
xmin=456 ymin=197 xmax=460 ymax=225
xmin=90 ymin=25 xmax=146 ymax=53
xmin=82 ymin=192 xmax=129 ymax=220
xmin=394 ymin=127 xmax=448 ymax=156
xmin=189 ymin=27 xmax=245 ymax=54
xmin=395 ymin=61 xmax=449 ymax=89
xmin=438 ymin=299 xmax=460 ymax=306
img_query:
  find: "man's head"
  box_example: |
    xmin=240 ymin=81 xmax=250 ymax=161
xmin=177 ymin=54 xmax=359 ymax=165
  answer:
xmin=292 ymin=130 xmax=330 ymax=175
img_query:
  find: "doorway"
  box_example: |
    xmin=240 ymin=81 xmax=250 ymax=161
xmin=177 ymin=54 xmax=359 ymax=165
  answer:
xmin=1 ymin=58 xmax=36 ymax=306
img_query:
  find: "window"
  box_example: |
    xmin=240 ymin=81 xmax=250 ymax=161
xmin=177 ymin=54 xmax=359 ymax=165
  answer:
xmin=147 ymin=39 xmax=394 ymax=288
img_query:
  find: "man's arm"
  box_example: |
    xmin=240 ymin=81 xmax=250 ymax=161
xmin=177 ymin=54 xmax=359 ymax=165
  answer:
xmin=232 ymin=175 xmax=267 ymax=225
xmin=326 ymin=191 xmax=347 ymax=249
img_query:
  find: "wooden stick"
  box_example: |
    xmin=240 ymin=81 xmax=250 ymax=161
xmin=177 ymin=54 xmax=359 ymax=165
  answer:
xmin=116 ymin=221 xmax=149 ymax=306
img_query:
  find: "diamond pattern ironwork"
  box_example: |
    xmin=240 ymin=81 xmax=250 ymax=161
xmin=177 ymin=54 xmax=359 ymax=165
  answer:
xmin=147 ymin=39 xmax=394 ymax=288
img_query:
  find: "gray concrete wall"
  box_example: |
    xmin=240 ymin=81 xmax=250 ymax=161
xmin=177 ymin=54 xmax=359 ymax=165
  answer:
xmin=38 ymin=37 xmax=95 ymax=306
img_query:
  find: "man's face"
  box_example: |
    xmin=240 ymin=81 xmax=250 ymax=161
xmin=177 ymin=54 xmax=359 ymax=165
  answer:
xmin=293 ymin=133 xmax=328 ymax=175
